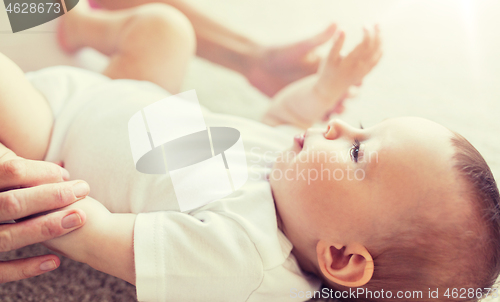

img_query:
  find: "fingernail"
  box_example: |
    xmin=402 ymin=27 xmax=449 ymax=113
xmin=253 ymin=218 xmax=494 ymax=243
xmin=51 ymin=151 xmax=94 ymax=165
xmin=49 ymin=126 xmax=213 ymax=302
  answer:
xmin=72 ymin=182 xmax=89 ymax=198
xmin=62 ymin=213 xmax=82 ymax=229
xmin=60 ymin=167 xmax=70 ymax=181
xmin=40 ymin=260 xmax=57 ymax=271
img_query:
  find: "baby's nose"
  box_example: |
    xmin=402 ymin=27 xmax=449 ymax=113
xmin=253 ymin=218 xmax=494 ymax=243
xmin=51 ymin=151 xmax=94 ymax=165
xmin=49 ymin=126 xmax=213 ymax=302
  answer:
xmin=325 ymin=119 xmax=358 ymax=140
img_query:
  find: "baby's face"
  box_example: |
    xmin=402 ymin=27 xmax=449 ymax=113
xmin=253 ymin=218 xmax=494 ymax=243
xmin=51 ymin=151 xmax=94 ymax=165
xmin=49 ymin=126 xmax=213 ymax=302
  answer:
xmin=271 ymin=117 xmax=461 ymax=252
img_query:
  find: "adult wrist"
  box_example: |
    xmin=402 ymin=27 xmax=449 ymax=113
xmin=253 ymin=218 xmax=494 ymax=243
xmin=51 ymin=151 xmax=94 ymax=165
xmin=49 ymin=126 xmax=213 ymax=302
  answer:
xmin=241 ymin=40 xmax=265 ymax=78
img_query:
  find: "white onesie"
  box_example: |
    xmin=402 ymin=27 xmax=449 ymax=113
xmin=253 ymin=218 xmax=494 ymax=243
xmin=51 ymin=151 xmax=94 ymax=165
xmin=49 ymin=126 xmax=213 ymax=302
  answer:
xmin=26 ymin=66 xmax=321 ymax=302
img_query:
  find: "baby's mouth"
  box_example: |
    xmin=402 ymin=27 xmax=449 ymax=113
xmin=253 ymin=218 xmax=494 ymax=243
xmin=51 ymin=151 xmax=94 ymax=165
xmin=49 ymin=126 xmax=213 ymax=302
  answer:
xmin=294 ymin=132 xmax=305 ymax=149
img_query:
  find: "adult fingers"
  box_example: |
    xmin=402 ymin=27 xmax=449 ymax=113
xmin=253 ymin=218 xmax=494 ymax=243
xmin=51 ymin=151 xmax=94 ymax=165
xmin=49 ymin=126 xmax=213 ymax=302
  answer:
xmin=0 ymin=209 xmax=86 ymax=253
xmin=0 ymin=159 xmax=70 ymax=191
xmin=0 ymin=180 xmax=90 ymax=221
xmin=293 ymin=23 xmax=337 ymax=55
xmin=0 ymin=255 xmax=60 ymax=283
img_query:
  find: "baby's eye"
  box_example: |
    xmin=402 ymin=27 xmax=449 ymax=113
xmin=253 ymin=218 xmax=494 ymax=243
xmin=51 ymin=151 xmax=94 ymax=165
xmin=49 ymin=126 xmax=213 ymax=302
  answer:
xmin=350 ymin=139 xmax=361 ymax=163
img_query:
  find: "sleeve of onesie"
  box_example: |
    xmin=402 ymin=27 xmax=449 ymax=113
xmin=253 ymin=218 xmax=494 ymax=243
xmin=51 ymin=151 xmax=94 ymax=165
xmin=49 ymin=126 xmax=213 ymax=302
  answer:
xmin=134 ymin=210 xmax=264 ymax=302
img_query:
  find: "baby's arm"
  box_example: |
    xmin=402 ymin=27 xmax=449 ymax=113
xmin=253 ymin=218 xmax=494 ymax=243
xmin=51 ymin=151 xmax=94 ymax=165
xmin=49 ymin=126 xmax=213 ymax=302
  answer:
xmin=43 ymin=197 xmax=137 ymax=284
xmin=0 ymin=53 xmax=53 ymax=160
xmin=262 ymin=25 xmax=382 ymax=129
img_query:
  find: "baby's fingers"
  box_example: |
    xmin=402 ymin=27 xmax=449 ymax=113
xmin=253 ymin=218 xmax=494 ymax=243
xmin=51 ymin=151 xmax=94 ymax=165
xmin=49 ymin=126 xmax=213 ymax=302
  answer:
xmin=362 ymin=26 xmax=373 ymax=50
xmin=372 ymin=48 xmax=383 ymax=66
xmin=367 ymin=26 xmax=382 ymax=66
xmin=356 ymin=25 xmax=381 ymax=67
xmin=361 ymin=26 xmax=380 ymax=59
xmin=324 ymin=31 xmax=345 ymax=68
xmin=346 ymin=27 xmax=372 ymax=61
xmin=370 ymin=25 xmax=382 ymax=56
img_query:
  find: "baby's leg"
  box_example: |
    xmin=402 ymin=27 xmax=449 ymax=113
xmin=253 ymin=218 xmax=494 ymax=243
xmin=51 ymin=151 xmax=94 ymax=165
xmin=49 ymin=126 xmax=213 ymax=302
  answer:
xmin=59 ymin=3 xmax=195 ymax=94
xmin=0 ymin=53 xmax=53 ymax=160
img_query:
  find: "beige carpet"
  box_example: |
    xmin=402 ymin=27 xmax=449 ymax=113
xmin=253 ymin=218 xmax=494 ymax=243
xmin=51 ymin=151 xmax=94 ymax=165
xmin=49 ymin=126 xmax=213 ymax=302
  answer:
xmin=0 ymin=245 xmax=137 ymax=302
xmin=1 ymin=0 xmax=499 ymax=301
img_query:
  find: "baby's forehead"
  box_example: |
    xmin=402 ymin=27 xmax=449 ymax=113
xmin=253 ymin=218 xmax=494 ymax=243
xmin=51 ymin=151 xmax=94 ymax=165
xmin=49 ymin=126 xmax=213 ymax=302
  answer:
xmin=376 ymin=117 xmax=451 ymax=138
xmin=375 ymin=117 xmax=455 ymax=162
xmin=377 ymin=136 xmax=456 ymax=188
xmin=371 ymin=121 xmax=460 ymax=214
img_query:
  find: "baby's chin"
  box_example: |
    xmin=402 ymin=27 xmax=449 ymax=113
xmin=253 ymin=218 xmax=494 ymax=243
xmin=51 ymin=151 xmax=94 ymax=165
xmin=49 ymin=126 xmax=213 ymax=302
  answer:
xmin=271 ymin=145 xmax=301 ymax=174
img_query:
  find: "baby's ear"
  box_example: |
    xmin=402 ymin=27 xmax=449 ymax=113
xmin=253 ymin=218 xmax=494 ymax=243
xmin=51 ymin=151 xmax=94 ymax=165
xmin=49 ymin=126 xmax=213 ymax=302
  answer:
xmin=316 ymin=240 xmax=374 ymax=287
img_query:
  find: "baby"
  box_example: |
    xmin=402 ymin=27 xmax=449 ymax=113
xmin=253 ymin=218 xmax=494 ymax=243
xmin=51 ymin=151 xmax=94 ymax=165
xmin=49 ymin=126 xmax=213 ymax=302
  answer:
xmin=1 ymin=3 xmax=499 ymax=302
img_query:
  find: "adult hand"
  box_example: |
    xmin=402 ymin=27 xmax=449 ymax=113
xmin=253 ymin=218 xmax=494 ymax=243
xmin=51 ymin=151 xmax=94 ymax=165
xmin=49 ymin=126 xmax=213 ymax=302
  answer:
xmin=246 ymin=24 xmax=337 ymax=97
xmin=0 ymin=149 xmax=88 ymax=283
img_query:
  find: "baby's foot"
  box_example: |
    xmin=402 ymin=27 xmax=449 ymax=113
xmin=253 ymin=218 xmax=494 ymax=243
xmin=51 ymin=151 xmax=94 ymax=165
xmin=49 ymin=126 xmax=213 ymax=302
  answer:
xmin=57 ymin=1 xmax=91 ymax=53
xmin=314 ymin=25 xmax=382 ymax=107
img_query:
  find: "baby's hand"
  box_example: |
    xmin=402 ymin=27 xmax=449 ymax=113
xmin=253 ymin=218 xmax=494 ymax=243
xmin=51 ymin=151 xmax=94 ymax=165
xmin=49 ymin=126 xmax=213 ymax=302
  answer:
xmin=314 ymin=25 xmax=382 ymax=111
xmin=42 ymin=196 xmax=111 ymax=264
xmin=42 ymin=196 xmax=136 ymax=284
xmin=263 ymin=25 xmax=381 ymax=128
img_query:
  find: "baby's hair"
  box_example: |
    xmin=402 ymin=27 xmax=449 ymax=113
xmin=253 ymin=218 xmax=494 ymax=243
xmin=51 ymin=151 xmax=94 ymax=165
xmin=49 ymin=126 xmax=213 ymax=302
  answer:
xmin=448 ymin=133 xmax=500 ymax=292
xmin=326 ymin=133 xmax=500 ymax=302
